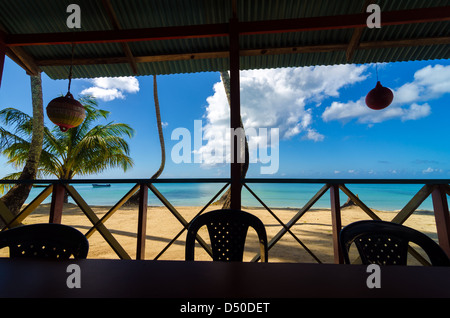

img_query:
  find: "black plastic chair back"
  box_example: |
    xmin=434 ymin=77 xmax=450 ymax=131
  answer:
xmin=185 ymin=209 xmax=268 ymax=262
xmin=340 ymin=220 xmax=450 ymax=266
xmin=0 ymin=223 xmax=89 ymax=259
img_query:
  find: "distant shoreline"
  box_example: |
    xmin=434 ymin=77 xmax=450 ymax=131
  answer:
xmin=26 ymin=182 xmax=437 ymax=211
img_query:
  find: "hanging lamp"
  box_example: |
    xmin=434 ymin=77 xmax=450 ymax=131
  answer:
xmin=365 ymin=64 xmax=394 ymax=110
xmin=46 ymin=43 xmax=86 ymax=132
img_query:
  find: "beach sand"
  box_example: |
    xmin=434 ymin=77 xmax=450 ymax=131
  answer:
xmin=10 ymin=202 xmax=440 ymax=264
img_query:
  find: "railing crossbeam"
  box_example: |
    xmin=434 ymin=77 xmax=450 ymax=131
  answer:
xmin=85 ymin=183 xmax=140 ymax=238
xmin=148 ymin=183 xmax=213 ymax=260
xmin=243 ymin=183 xmax=321 ymax=263
xmin=2 ymin=185 xmax=53 ymax=230
xmin=432 ymin=184 xmax=450 ymax=257
xmin=339 ymin=184 xmax=381 ymax=221
xmin=64 ymin=184 xmax=131 ymax=260
xmin=153 ymin=183 xmax=229 ymax=260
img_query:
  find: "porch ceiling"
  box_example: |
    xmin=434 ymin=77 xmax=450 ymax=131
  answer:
xmin=0 ymin=0 xmax=449 ymax=79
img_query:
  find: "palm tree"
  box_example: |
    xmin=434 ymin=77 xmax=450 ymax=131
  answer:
xmin=216 ymin=71 xmax=249 ymax=209
xmin=0 ymin=72 xmax=44 ymax=215
xmin=0 ymin=96 xmax=134 ymax=202
xmin=126 ymin=75 xmax=165 ymax=205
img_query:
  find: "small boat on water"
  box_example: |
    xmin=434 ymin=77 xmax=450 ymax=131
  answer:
xmin=92 ymin=184 xmax=111 ymax=187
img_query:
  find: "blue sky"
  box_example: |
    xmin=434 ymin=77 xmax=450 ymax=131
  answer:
xmin=1 ymin=56 xmax=449 ymax=180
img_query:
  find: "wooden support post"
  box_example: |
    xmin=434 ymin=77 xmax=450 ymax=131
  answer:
xmin=0 ymin=39 xmax=5 ymax=89
xmin=49 ymin=183 xmax=65 ymax=224
xmin=229 ymin=17 xmax=241 ymax=210
xmin=432 ymin=184 xmax=450 ymax=257
xmin=330 ymin=184 xmax=343 ymax=264
xmin=136 ymin=183 xmax=148 ymax=260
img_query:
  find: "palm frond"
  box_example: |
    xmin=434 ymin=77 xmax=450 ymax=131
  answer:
xmin=1 ymin=96 xmax=134 ymax=181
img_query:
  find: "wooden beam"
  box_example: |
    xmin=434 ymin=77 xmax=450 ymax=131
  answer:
xmin=35 ymin=36 xmax=450 ymax=68
xmin=7 ymin=47 xmax=40 ymax=76
xmin=267 ymin=184 xmax=330 ymax=253
xmin=244 ymin=183 xmax=322 ymax=263
xmin=239 ymin=6 xmax=450 ymax=36
xmin=432 ymin=184 xmax=450 ymax=257
xmin=330 ymin=185 xmax=343 ymax=264
xmin=346 ymin=0 xmax=377 ymax=62
xmin=136 ymin=184 xmax=148 ymax=260
xmin=0 ymin=23 xmax=40 ymax=76
xmin=49 ymin=183 xmax=65 ymax=224
xmin=358 ymin=36 xmax=450 ymax=49
xmin=6 ymin=6 xmax=450 ymax=47
xmin=101 ymin=0 xmax=138 ymax=74
xmin=4 ymin=185 xmax=53 ymax=229
xmin=64 ymin=184 xmax=131 ymax=259
xmin=6 ymin=23 xmax=229 ymax=47
xmin=0 ymin=199 xmax=16 ymax=230
xmin=390 ymin=184 xmax=434 ymax=224
xmin=0 ymin=32 xmax=5 ymax=89
xmin=147 ymin=182 xmax=213 ymax=257
xmin=85 ymin=183 xmax=140 ymax=238
xmin=229 ymin=17 xmax=241 ymax=210
xmin=339 ymin=184 xmax=381 ymax=221
xmin=0 ymin=42 xmax=4 ymax=89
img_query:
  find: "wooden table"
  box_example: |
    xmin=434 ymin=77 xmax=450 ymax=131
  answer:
xmin=0 ymin=258 xmax=449 ymax=299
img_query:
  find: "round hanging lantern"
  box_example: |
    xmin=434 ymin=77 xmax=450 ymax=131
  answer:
xmin=46 ymin=92 xmax=86 ymax=132
xmin=365 ymin=81 xmax=394 ymax=110
xmin=46 ymin=43 xmax=85 ymax=132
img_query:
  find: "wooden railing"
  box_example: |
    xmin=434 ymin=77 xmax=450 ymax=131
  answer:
xmin=0 ymin=178 xmax=449 ymax=264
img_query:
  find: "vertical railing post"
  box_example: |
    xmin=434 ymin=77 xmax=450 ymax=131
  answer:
xmin=432 ymin=184 xmax=450 ymax=257
xmin=330 ymin=184 xmax=343 ymax=264
xmin=49 ymin=183 xmax=65 ymax=224
xmin=136 ymin=183 xmax=148 ymax=260
xmin=229 ymin=16 xmax=242 ymax=210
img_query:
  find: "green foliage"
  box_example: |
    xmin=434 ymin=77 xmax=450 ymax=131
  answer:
xmin=0 ymin=96 xmax=134 ymax=193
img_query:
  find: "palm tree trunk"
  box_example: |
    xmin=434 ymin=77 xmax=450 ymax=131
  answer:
xmin=217 ymin=71 xmax=249 ymax=209
xmin=1 ymin=72 xmax=44 ymax=216
xmin=126 ymin=75 xmax=165 ymax=205
xmin=151 ymin=75 xmax=165 ymax=179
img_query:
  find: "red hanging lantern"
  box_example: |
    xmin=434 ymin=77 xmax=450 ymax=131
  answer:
xmin=365 ymin=81 xmax=394 ymax=110
xmin=46 ymin=43 xmax=85 ymax=132
xmin=46 ymin=92 xmax=86 ymax=132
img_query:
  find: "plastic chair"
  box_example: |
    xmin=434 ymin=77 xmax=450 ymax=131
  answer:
xmin=185 ymin=209 xmax=268 ymax=262
xmin=0 ymin=223 xmax=89 ymax=259
xmin=340 ymin=220 xmax=450 ymax=266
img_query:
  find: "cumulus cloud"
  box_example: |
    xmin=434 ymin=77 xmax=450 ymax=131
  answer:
xmin=81 ymin=77 xmax=139 ymax=101
xmin=198 ymin=65 xmax=367 ymax=167
xmin=422 ymin=167 xmax=443 ymax=174
xmin=322 ymin=98 xmax=431 ymax=124
xmin=322 ymin=64 xmax=450 ymax=124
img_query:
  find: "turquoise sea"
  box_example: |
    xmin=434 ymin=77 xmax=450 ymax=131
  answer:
xmin=26 ymin=182 xmax=436 ymax=211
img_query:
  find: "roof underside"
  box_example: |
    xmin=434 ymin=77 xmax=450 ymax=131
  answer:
xmin=0 ymin=0 xmax=449 ymax=79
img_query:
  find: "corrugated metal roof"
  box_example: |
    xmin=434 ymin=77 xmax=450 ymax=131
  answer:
xmin=0 ymin=0 xmax=449 ymax=79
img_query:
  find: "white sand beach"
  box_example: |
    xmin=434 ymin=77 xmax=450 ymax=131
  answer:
xmin=12 ymin=203 xmax=440 ymax=263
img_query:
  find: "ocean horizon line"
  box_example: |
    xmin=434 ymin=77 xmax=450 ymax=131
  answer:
xmin=25 ymin=182 xmax=437 ymax=212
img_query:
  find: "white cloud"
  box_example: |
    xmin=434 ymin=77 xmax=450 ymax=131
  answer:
xmin=303 ymin=128 xmax=325 ymax=142
xmin=422 ymin=167 xmax=443 ymax=174
xmin=198 ymin=65 xmax=367 ymax=167
xmin=423 ymin=167 xmax=435 ymax=173
xmin=322 ymin=98 xmax=431 ymax=124
xmin=322 ymin=64 xmax=450 ymax=124
xmin=81 ymin=77 xmax=139 ymax=101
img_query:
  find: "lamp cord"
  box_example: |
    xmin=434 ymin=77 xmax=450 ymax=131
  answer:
xmin=67 ymin=43 xmax=75 ymax=94
xmin=375 ymin=63 xmax=379 ymax=82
